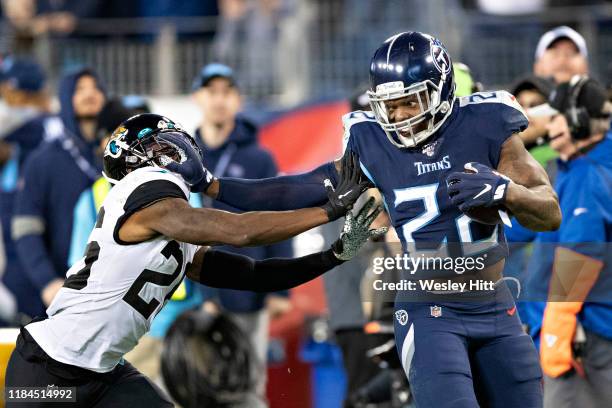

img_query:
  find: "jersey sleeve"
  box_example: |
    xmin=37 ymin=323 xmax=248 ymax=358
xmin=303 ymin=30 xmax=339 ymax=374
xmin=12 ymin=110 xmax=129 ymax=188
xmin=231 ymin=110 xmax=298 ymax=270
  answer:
xmin=112 ymin=169 xmax=189 ymax=245
xmin=341 ymin=110 xmax=380 ymax=185
xmin=492 ymin=91 xmax=528 ymax=167
xmin=342 ymin=110 xmax=375 ymax=154
xmin=460 ymin=91 xmax=529 ymax=168
xmin=496 ymin=90 xmax=529 ymax=135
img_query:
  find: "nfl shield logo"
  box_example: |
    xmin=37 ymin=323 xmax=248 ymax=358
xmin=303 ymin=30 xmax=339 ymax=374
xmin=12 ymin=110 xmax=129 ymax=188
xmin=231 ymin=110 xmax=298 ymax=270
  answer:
xmin=430 ymin=305 xmax=442 ymax=318
xmin=421 ymin=140 xmax=439 ymax=157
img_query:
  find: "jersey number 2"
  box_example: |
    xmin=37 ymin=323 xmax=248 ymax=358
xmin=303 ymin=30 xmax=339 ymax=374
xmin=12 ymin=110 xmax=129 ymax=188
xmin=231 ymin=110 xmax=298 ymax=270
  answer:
xmin=123 ymin=240 xmax=185 ymax=320
xmin=64 ymin=207 xmax=186 ymax=320
xmin=395 ymin=183 xmax=498 ymax=258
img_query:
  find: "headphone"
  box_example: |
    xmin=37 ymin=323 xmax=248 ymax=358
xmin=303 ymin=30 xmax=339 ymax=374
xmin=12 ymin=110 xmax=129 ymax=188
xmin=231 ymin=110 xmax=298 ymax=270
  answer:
xmin=564 ymin=75 xmax=592 ymax=140
xmin=559 ymin=76 xmax=611 ymax=175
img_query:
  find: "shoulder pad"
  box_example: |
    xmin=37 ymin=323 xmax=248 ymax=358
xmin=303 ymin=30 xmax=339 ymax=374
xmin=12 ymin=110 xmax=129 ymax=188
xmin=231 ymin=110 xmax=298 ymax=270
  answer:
xmin=459 ymin=90 xmax=523 ymax=112
xmin=459 ymin=90 xmax=528 ymax=134
xmin=122 ymin=167 xmax=190 ymax=198
xmin=341 ymin=110 xmax=376 ymax=153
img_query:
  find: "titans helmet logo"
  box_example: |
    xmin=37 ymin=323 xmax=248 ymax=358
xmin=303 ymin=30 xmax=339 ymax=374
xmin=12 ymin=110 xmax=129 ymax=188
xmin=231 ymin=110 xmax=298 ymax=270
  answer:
xmin=395 ymin=309 xmax=409 ymax=326
xmin=430 ymin=40 xmax=451 ymax=75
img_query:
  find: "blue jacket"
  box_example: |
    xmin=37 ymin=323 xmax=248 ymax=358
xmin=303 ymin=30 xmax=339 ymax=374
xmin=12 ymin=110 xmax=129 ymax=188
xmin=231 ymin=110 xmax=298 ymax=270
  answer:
xmin=195 ymin=117 xmax=293 ymax=313
xmin=0 ymin=113 xmax=61 ymax=317
xmin=522 ymin=133 xmax=612 ymax=342
xmin=3 ymin=113 xmax=61 ymax=168
xmin=12 ymin=68 xmax=104 ymax=293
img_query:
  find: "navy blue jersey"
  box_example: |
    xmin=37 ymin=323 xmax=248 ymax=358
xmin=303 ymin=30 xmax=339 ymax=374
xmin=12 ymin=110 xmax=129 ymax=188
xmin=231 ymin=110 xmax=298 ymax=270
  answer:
xmin=344 ymin=91 xmax=528 ymax=275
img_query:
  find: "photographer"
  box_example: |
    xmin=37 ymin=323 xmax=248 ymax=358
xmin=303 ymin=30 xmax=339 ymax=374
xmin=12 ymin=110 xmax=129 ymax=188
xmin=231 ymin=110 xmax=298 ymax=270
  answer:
xmin=528 ymin=76 xmax=612 ymax=407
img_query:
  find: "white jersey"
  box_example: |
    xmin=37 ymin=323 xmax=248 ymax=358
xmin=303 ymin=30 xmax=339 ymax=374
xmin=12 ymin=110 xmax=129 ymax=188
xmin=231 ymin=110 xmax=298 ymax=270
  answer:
xmin=27 ymin=167 xmax=198 ymax=373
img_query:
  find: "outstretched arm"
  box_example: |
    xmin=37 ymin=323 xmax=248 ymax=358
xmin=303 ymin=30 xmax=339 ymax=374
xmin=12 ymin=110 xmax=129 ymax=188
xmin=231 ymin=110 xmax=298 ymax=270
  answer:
xmin=186 ymin=198 xmax=386 ymax=291
xmin=208 ymin=161 xmax=341 ymax=211
xmin=121 ymin=198 xmax=329 ymax=247
xmin=187 ymin=246 xmax=343 ymax=292
xmin=162 ymin=130 xmax=341 ymax=212
xmin=156 ymin=130 xmax=363 ymax=213
xmin=210 ymin=151 xmax=370 ymax=217
xmin=119 ymin=153 xmax=369 ymax=247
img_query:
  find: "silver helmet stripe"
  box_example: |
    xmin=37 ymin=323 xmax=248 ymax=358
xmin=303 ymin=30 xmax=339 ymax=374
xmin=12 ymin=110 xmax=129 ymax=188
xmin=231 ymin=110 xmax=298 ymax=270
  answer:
xmin=385 ymin=32 xmax=405 ymax=65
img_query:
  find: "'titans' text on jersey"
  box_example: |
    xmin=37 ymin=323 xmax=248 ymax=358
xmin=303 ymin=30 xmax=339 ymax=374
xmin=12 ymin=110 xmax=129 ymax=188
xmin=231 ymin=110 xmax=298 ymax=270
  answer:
xmin=343 ymin=91 xmax=528 ymax=271
xmin=26 ymin=167 xmax=198 ymax=372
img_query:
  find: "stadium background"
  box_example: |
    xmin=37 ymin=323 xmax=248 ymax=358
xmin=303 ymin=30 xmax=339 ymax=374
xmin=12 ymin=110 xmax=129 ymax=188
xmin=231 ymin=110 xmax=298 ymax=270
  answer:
xmin=0 ymin=0 xmax=611 ymax=407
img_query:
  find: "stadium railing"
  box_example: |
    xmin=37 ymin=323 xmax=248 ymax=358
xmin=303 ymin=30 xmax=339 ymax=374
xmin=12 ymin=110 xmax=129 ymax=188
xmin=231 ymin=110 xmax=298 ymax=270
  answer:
xmin=1 ymin=2 xmax=610 ymax=107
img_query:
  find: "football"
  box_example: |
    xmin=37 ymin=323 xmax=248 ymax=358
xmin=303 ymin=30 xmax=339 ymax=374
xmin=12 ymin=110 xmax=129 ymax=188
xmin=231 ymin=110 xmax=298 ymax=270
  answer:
xmin=464 ymin=205 xmax=506 ymax=225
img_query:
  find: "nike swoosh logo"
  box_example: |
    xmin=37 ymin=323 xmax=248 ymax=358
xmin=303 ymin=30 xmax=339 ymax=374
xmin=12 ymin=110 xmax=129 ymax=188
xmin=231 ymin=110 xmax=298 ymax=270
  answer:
xmin=338 ymin=190 xmax=353 ymax=200
xmin=473 ymin=184 xmax=491 ymax=199
xmin=507 ymin=306 xmax=516 ymax=316
xmin=573 ymin=207 xmax=588 ymax=216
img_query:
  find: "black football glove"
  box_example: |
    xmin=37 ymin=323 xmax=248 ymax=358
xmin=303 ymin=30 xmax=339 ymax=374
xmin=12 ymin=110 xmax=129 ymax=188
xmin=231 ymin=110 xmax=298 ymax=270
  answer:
xmin=446 ymin=162 xmax=510 ymax=212
xmin=322 ymin=151 xmax=373 ymax=221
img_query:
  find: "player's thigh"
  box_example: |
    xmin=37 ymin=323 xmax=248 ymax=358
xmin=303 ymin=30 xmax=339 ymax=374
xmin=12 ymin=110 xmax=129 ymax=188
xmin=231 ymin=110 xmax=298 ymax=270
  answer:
xmin=394 ymin=302 xmax=478 ymax=408
xmin=4 ymin=349 xmax=84 ymax=408
xmin=93 ymin=361 xmax=173 ymax=408
xmin=472 ymin=333 xmax=543 ymax=408
xmin=5 ymin=348 xmax=33 ymax=388
xmin=5 ymin=349 xmax=46 ymax=408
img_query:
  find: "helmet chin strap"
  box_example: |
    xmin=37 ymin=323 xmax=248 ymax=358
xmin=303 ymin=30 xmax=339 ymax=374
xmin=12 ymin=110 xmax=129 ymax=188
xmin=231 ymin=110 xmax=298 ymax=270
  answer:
xmin=423 ymin=68 xmax=451 ymax=122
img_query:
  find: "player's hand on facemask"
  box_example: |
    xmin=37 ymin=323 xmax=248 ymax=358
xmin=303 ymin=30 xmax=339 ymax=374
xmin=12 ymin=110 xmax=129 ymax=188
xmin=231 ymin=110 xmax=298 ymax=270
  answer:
xmin=446 ymin=162 xmax=511 ymax=212
xmin=322 ymin=150 xmax=374 ymax=221
xmin=332 ymin=197 xmax=387 ymax=261
xmin=158 ymin=132 xmax=216 ymax=193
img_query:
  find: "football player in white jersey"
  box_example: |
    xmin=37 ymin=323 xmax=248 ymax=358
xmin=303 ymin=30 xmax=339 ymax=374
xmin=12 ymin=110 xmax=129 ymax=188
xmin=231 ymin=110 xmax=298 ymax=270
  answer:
xmin=5 ymin=114 xmax=383 ymax=407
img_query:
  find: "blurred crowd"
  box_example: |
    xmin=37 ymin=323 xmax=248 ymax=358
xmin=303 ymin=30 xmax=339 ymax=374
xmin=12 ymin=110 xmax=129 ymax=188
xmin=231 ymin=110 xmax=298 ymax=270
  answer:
xmin=0 ymin=1 xmax=611 ymax=408
xmin=1 ymin=0 xmax=612 ymax=102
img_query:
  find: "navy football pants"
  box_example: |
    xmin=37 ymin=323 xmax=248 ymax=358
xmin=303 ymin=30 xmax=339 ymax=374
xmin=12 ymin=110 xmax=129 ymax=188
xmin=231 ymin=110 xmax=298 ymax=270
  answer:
xmin=394 ymin=285 xmax=543 ymax=408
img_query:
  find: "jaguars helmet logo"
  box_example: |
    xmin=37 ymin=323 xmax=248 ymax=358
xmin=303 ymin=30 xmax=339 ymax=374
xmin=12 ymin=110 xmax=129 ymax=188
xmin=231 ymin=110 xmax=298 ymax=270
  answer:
xmin=105 ymin=126 xmax=128 ymax=158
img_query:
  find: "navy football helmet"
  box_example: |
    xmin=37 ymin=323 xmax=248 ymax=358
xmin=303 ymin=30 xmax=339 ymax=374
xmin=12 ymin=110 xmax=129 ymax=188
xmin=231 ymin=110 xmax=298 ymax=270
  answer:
xmin=103 ymin=113 xmax=202 ymax=183
xmin=367 ymin=32 xmax=456 ymax=148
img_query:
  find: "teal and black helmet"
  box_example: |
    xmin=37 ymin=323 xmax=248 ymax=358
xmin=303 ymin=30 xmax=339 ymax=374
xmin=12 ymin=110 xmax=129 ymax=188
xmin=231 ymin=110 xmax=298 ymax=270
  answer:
xmin=103 ymin=113 xmax=201 ymax=183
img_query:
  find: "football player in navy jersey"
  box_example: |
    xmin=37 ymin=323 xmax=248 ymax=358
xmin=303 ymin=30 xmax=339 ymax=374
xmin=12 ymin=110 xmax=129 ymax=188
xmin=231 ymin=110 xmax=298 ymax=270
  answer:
xmin=192 ymin=32 xmax=562 ymax=407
